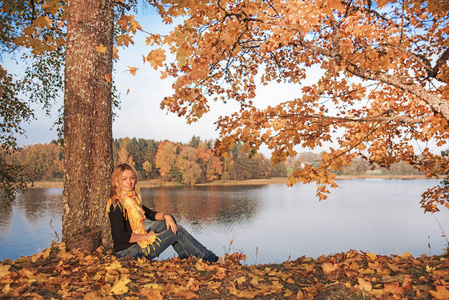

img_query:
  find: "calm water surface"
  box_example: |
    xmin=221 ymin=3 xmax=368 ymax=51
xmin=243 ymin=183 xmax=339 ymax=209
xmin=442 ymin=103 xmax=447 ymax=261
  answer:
xmin=1 ymin=179 xmax=448 ymax=265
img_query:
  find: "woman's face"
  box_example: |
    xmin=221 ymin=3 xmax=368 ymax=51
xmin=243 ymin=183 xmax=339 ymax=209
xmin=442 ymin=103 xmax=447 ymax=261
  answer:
xmin=120 ymin=169 xmax=136 ymax=192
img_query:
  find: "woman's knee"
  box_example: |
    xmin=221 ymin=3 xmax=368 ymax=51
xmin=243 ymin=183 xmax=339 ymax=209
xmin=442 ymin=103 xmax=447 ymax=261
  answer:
xmin=176 ymin=224 xmax=187 ymax=233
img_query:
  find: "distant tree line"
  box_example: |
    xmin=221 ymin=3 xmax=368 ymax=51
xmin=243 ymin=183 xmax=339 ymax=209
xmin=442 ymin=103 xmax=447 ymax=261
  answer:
xmin=13 ymin=136 xmax=288 ymax=184
xmin=12 ymin=136 xmax=425 ymax=184
xmin=111 ymin=136 xmax=289 ymax=184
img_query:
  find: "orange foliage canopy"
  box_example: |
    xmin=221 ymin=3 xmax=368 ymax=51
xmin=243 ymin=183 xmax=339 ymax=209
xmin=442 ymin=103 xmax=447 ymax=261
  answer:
xmin=141 ymin=0 xmax=449 ymax=212
xmin=10 ymin=0 xmax=449 ymax=212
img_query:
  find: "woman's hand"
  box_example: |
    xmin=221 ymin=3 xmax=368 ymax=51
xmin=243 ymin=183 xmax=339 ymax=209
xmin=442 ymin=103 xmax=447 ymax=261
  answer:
xmin=163 ymin=215 xmax=178 ymax=234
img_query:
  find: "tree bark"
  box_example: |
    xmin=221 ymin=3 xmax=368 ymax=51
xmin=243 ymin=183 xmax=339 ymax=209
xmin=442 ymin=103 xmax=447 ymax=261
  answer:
xmin=63 ymin=0 xmax=114 ymax=251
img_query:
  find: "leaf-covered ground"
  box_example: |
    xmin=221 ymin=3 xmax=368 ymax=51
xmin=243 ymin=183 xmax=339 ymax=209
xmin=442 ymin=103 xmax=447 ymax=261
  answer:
xmin=1 ymin=242 xmax=448 ymax=299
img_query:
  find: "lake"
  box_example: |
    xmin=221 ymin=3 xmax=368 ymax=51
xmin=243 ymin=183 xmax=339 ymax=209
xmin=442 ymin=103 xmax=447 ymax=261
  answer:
xmin=1 ymin=179 xmax=448 ymax=265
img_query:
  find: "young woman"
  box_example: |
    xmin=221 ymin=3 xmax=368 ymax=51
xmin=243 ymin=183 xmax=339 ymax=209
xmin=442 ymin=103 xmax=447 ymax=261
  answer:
xmin=107 ymin=163 xmax=221 ymax=262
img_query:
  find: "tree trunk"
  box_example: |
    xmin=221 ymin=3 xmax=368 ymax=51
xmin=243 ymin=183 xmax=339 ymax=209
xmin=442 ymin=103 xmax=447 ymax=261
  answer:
xmin=63 ymin=0 xmax=114 ymax=251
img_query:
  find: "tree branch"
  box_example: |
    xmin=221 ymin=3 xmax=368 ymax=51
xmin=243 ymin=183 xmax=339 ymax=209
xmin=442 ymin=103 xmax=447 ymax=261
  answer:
xmin=29 ymin=0 xmax=36 ymax=21
xmin=271 ymin=109 xmax=432 ymax=124
xmin=115 ymin=0 xmax=130 ymax=11
xmin=344 ymin=62 xmax=449 ymax=121
xmin=432 ymin=47 xmax=449 ymax=79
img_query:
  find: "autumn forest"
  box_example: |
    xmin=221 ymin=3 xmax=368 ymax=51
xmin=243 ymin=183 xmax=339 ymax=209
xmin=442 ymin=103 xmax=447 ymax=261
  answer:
xmin=15 ymin=136 xmax=424 ymax=184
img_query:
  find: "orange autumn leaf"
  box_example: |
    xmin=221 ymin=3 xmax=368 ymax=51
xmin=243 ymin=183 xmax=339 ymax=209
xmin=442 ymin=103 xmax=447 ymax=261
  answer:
xmin=322 ymin=262 xmax=339 ymax=274
xmin=139 ymin=287 xmax=164 ymax=300
xmin=104 ymin=73 xmax=112 ymax=83
xmin=387 ymin=262 xmax=401 ymax=272
xmin=33 ymin=16 xmax=52 ymax=29
xmin=95 ymin=44 xmax=106 ymax=54
xmin=146 ymin=48 xmax=166 ymax=70
xmin=356 ymin=278 xmax=372 ymax=292
xmin=401 ymin=252 xmax=414 ymax=261
xmin=174 ymin=289 xmax=197 ymax=299
xmin=127 ymin=66 xmax=138 ymax=76
xmin=365 ymin=252 xmax=377 ymax=261
xmin=0 ymin=264 xmax=11 ymax=278
xmin=430 ymin=286 xmax=449 ymax=300
xmin=237 ymin=289 xmax=260 ymax=298
xmin=383 ymin=282 xmax=404 ymax=295
xmin=185 ymin=277 xmax=199 ymax=291
xmin=112 ymin=47 xmax=119 ymax=60
xmin=206 ymin=281 xmax=222 ymax=289
xmin=402 ymin=275 xmax=413 ymax=290
xmin=117 ymin=34 xmax=134 ymax=47
xmin=83 ymin=291 xmax=103 ymax=300
xmin=109 ymin=276 xmax=131 ymax=295
xmin=42 ymin=1 xmax=61 ymax=15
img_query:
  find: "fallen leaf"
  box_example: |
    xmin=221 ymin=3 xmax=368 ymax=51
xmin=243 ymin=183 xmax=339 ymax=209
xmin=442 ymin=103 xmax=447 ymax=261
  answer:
xmin=402 ymin=275 xmax=412 ymax=290
xmin=429 ymin=286 xmax=449 ymax=300
xmin=383 ymin=282 xmax=404 ymax=295
xmin=356 ymin=278 xmax=372 ymax=292
xmin=207 ymin=281 xmax=222 ymax=289
xmin=83 ymin=290 xmax=103 ymax=300
xmin=109 ymin=276 xmax=131 ymax=295
xmin=238 ymin=289 xmax=259 ymax=298
xmin=426 ymin=265 xmax=435 ymax=273
xmin=185 ymin=277 xmax=199 ymax=291
xmin=368 ymin=261 xmax=383 ymax=272
xmin=303 ymin=263 xmax=314 ymax=272
xmin=139 ymin=287 xmax=164 ymax=300
xmin=401 ymin=252 xmax=413 ymax=260
xmin=235 ymin=276 xmax=247 ymax=284
xmin=143 ymin=283 xmax=164 ymax=291
xmin=296 ymin=289 xmax=304 ymax=299
xmin=174 ymin=289 xmax=197 ymax=299
xmin=1 ymin=283 xmax=11 ymax=294
xmin=369 ymin=289 xmax=385 ymax=297
xmin=365 ymin=252 xmax=377 ymax=261
xmin=322 ymin=262 xmax=339 ymax=274
xmin=380 ymin=274 xmax=404 ymax=283
xmin=0 ymin=264 xmax=11 ymax=278
xmin=387 ymin=262 xmax=401 ymax=272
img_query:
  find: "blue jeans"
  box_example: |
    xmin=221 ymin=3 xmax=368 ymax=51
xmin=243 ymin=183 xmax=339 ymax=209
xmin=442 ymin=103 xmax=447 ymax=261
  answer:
xmin=115 ymin=220 xmax=217 ymax=262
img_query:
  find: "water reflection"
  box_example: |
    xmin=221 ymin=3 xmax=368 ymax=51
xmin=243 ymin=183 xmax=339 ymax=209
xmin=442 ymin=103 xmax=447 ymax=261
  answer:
xmin=141 ymin=185 xmax=262 ymax=229
xmin=0 ymin=189 xmax=62 ymax=261
xmin=1 ymin=180 xmax=448 ymax=265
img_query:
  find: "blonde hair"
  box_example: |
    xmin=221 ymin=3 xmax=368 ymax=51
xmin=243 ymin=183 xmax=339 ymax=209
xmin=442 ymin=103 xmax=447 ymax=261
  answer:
xmin=109 ymin=163 xmax=142 ymax=204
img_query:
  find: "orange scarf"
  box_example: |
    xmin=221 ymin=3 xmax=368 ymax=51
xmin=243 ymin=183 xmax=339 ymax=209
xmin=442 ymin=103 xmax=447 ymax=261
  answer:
xmin=107 ymin=191 xmax=160 ymax=255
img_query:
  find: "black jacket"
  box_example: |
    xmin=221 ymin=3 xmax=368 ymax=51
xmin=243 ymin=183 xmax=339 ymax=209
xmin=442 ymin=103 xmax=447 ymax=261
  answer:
xmin=108 ymin=203 xmax=158 ymax=252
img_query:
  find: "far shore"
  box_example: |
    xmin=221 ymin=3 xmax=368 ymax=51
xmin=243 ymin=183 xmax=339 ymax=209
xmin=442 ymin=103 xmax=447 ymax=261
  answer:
xmin=28 ymin=174 xmax=441 ymax=189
